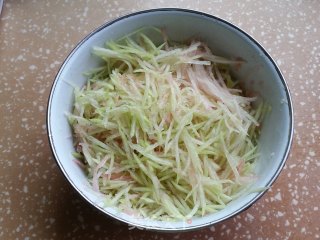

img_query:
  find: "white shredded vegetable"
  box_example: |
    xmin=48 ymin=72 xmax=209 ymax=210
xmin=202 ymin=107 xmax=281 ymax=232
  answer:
xmin=68 ymin=29 xmax=267 ymax=221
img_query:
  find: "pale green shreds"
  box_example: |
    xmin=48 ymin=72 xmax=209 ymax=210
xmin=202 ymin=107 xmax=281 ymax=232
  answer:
xmin=68 ymin=29 xmax=268 ymax=221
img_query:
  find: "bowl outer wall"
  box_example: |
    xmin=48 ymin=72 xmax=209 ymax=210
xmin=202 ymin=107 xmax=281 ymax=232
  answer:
xmin=47 ymin=8 xmax=294 ymax=231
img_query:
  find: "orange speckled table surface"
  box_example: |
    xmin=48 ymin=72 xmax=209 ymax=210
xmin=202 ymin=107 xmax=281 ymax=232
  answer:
xmin=0 ymin=1 xmax=319 ymax=239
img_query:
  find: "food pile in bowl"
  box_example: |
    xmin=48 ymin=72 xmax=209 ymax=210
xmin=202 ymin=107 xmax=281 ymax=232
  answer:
xmin=47 ymin=9 xmax=293 ymax=231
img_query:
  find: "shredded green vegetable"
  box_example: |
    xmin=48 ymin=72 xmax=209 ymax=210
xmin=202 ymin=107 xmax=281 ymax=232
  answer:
xmin=68 ymin=29 xmax=267 ymax=221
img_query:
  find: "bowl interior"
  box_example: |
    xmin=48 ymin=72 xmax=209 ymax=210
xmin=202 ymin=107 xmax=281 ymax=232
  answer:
xmin=48 ymin=9 xmax=293 ymax=231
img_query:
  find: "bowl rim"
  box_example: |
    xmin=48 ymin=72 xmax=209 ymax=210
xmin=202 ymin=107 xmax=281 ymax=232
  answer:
xmin=47 ymin=8 xmax=294 ymax=232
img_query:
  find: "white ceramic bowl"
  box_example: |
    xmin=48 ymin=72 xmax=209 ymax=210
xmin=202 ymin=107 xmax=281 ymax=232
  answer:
xmin=47 ymin=9 xmax=293 ymax=231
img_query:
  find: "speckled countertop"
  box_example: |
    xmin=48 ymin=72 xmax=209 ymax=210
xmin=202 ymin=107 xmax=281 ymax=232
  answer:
xmin=0 ymin=0 xmax=319 ymax=239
